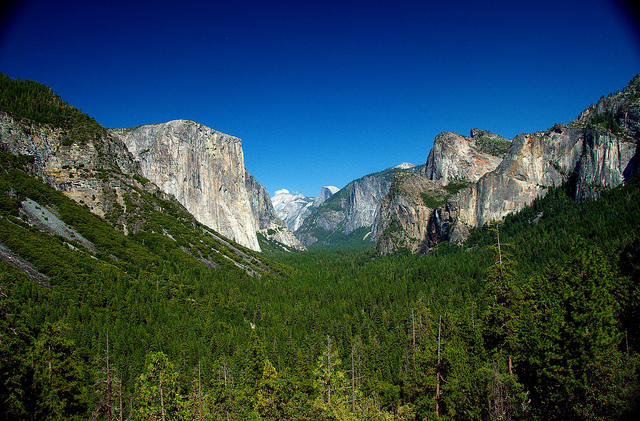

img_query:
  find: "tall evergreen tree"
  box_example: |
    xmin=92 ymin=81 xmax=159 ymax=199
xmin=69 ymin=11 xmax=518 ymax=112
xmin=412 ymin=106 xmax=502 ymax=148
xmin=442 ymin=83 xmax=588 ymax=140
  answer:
xmin=30 ymin=322 xmax=88 ymax=420
xmin=134 ymin=351 xmax=185 ymax=421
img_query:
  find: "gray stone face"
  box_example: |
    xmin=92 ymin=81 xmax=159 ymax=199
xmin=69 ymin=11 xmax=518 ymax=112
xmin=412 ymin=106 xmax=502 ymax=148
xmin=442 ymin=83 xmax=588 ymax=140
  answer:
xmin=245 ymin=171 xmax=306 ymax=251
xmin=115 ymin=120 xmax=261 ymax=251
xmin=374 ymin=172 xmax=445 ymax=254
xmin=295 ymin=165 xmax=414 ymax=246
xmin=313 ymin=186 xmax=338 ymax=207
xmin=376 ymin=76 xmax=640 ymax=254
xmin=343 ymin=172 xmax=391 ymax=235
xmin=271 ymin=191 xmax=313 ymax=232
xmin=245 ymin=170 xmax=282 ymax=231
xmin=424 ymin=130 xmax=508 ymax=184
xmin=449 ymin=124 xmax=637 ymax=235
xmin=0 ymin=111 xmax=144 ymax=227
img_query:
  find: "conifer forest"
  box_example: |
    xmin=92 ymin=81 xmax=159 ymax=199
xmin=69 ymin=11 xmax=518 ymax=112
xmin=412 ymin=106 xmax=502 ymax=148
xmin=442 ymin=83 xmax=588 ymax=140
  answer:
xmin=1 ymin=74 xmax=640 ymax=420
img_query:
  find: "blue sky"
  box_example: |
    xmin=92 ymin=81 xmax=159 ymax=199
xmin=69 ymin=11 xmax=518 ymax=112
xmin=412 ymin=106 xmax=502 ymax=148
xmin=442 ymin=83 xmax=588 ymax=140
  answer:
xmin=1 ymin=0 xmax=639 ymax=197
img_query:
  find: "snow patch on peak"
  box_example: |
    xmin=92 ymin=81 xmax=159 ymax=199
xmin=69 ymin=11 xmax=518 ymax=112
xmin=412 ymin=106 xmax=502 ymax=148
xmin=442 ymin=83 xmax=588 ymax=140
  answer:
xmin=271 ymin=185 xmax=340 ymax=232
xmin=271 ymin=189 xmax=314 ymax=232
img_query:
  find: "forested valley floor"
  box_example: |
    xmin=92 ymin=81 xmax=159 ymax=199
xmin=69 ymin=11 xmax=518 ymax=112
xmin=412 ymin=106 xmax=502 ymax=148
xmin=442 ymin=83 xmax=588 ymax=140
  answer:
xmin=2 ymin=146 xmax=640 ymax=420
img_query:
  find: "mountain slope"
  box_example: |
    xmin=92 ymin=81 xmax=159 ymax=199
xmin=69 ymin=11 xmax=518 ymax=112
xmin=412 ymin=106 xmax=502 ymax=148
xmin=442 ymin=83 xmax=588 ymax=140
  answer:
xmin=271 ymin=185 xmax=340 ymax=234
xmin=245 ymin=171 xmax=306 ymax=251
xmin=0 ymin=73 xmax=283 ymax=272
xmin=375 ymin=74 xmax=640 ymax=254
xmin=295 ymin=164 xmax=423 ymax=247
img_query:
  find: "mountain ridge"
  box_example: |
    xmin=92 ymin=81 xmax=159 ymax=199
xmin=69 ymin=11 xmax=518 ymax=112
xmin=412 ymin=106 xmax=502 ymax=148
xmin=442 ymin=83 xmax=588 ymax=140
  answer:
xmin=375 ymin=74 xmax=640 ymax=254
xmin=293 ymin=164 xmax=424 ymax=248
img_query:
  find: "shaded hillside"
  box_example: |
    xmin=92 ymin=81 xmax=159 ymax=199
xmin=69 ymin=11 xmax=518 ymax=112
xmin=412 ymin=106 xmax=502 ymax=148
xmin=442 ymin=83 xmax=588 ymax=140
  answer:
xmin=296 ymin=164 xmax=424 ymax=248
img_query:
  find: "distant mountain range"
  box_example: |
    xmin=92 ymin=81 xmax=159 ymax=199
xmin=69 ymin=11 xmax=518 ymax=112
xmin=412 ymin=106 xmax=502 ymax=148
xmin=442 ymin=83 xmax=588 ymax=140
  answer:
xmin=375 ymin=76 xmax=640 ymax=254
xmin=271 ymin=186 xmax=339 ymax=232
xmin=274 ymin=76 xmax=639 ymax=254
xmin=276 ymin=163 xmax=424 ymax=248
xmin=2 ymin=71 xmax=638 ymax=258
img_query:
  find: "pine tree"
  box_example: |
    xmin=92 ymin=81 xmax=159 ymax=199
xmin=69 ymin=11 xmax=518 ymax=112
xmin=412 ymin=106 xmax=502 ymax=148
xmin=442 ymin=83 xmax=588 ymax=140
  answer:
xmin=0 ymin=273 xmax=33 ymax=420
xmin=533 ymin=240 xmax=637 ymax=419
xmin=134 ymin=351 xmax=185 ymax=421
xmin=254 ymin=358 xmax=288 ymax=420
xmin=31 ymin=321 xmax=88 ymax=420
xmin=313 ymin=335 xmax=346 ymax=407
xmin=481 ymin=222 xmax=529 ymax=420
xmin=93 ymin=334 xmax=123 ymax=421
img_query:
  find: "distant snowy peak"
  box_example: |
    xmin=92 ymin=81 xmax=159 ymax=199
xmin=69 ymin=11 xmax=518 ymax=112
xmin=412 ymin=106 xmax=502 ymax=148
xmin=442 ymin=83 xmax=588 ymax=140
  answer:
xmin=395 ymin=162 xmax=415 ymax=170
xmin=271 ymin=186 xmax=339 ymax=232
xmin=271 ymin=189 xmax=314 ymax=232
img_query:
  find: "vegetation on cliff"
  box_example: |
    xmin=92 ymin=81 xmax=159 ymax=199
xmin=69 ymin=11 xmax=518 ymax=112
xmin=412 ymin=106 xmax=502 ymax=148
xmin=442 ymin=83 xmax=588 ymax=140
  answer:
xmin=1 ymin=145 xmax=639 ymax=419
xmin=0 ymin=72 xmax=106 ymax=145
xmin=1 ymin=73 xmax=639 ymax=420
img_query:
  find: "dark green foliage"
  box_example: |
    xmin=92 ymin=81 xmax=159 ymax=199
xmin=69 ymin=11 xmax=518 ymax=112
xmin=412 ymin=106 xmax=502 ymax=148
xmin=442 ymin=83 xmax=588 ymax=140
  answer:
xmin=443 ymin=181 xmax=470 ymax=195
xmin=307 ymin=225 xmax=375 ymax=250
xmin=420 ymin=191 xmax=446 ymax=208
xmin=0 ymin=72 xmax=107 ymax=145
xmin=1 ymin=147 xmax=640 ymax=418
xmin=591 ymin=112 xmax=622 ymax=134
xmin=475 ymin=136 xmax=512 ymax=156
xmin=32 ymin=323 xmax=88 ymax=420
xmin=419 ymin=182 xmax=468 ymax=210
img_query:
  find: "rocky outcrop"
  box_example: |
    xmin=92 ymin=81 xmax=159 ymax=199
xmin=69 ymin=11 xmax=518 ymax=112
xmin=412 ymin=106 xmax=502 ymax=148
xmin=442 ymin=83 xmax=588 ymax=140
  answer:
xmin=374 ymin=172 xmax=449 ymax=254
xmin=114 ymin=120 xmax=261 ymax=251
xmin=342 ymin=170 xmax=395 ymax=234
xmin=245 ymin=170 xmax=282 ymax=231
xmin=313 ymin=186 xmax=340 ymax=207
xmin=447 ymin=124 xmax=637 ymax=239
xmin=373 ymin=130 xmax=508 ymax=254
xmin=271 ymin=186 xmax=339 ymax=233
xmin=245 ymin=171 xmax=306 ymax=251
xmin=375 ymin=75 xmax=640 ymax=254
xmin=21 ymin=198 xmax=97 ymax=253
xmin=425 ymin=129 xmax=510 ymax=184
xmin=295 ymin=164 xmax=421 ymax=247
xmin=0 ymin=111 xmax=148 ymax=230
xmin=271 ymin=190 xmax=314 ymax=232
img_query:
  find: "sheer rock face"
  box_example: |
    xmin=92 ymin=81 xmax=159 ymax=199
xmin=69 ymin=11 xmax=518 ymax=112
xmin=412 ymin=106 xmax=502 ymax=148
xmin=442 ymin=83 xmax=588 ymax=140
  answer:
xmin=295 ymin=165 xmax=414 ymax=247
xmin=271 ymin=186 xmax=339 ymax=234
xmin=115 ymin=120 xmax=261 ymax=251
xmin=245 ymin=171 xmax=306 ymax=251
xmin=374 ymin=130 xmax=507 ymax=253
xmin=425 ymin=129 xmax=509 ymax=184
xmin=450 ymin=125 xmax=637 ymax=237
xmin=313 ymin=186 xmax=339 ymax=207
xmin=271 ymin=190 xmax=315 ymax=232
xmin=343 ymin=172 xmax=393 ymax=235
xmin=0 ymin=111 xmax=144 ymax=226
xmin=376 ymin=76 xmax=640 ymax=254
xmin=374 ymin=172 xmax=447 ymax=254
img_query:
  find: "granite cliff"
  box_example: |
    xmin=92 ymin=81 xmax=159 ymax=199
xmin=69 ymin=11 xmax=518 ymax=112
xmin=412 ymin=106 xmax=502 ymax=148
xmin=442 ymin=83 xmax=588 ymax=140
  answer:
xmin=376 ymin=75 xmax=640 ymax=254
xmin=424 ymin=129 xmax=511 ymax=184
xmin=0 ymin=110 xmax=152 ymax=233
xmin=113 ymin=120 xmax=262 ymax=250
xmin=374 ymin=171 xmax=450 ymax=254
xmin=271 ymin=186 xmax=339 ymax=233
xmin=245 ymin=171 xmax=306 ymax=251
xmin=113 ymin=120 xmax=300 ymax=252
xmin=295 ymin=164 xmax=423 ymax=247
